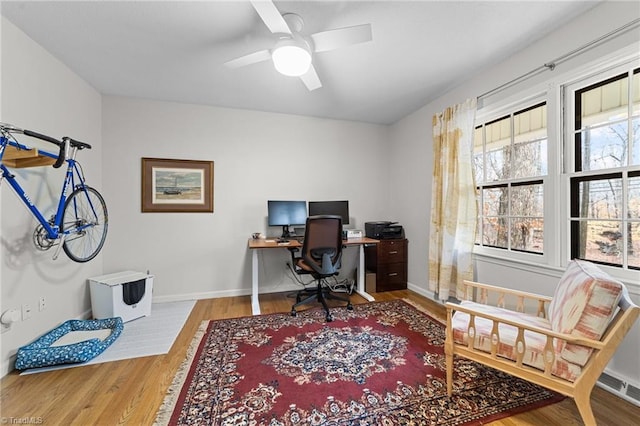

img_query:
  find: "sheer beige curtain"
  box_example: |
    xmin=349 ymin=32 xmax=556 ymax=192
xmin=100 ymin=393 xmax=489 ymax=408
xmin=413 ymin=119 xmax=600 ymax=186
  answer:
xmin=428 ymin=98 xmax=477 ymax=301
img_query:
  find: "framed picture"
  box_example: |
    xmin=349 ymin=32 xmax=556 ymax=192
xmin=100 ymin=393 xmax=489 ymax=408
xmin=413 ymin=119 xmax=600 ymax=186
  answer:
xmin=141 ymin=157 xmax=214 ymax=213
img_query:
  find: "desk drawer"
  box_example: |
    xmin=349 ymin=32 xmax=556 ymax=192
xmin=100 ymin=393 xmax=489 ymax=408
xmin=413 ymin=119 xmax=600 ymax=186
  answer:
xmin=376 ymin=263 xmax=407 ymax=291
xmin=377 ymin=240 xmax=406 ymax=263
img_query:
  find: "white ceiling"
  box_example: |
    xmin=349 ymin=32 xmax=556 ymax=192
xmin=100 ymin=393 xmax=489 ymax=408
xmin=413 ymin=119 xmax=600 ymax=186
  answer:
xmin=1 ymin=1 xmax=600 ymax=125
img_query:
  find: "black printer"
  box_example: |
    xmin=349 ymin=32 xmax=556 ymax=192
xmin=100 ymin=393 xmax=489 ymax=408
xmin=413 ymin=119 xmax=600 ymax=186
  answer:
xmin=365 ymin=221 xmax=405 ymax=239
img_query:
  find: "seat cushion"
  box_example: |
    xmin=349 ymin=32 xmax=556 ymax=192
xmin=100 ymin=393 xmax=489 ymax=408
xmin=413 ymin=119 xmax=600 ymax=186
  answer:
xmin=452 ymin=301 xmax=582 ymax=382
xmin=548 ymin=260 xmax=623 ymax=366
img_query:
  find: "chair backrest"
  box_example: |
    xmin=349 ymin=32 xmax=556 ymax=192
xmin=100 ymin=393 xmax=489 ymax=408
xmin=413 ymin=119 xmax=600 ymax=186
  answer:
xmin=301 ymin=215 xmax=343 ymax=277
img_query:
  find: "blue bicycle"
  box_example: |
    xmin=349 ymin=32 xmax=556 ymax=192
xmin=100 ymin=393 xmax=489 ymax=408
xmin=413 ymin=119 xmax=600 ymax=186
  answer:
xmin=0 ymin=123 xmax=107 ymax=262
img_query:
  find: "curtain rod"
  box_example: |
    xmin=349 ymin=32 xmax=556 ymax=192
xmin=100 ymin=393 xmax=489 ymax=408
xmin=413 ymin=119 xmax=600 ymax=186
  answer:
xmin=478 ymin=18 xmax=640 ymax=100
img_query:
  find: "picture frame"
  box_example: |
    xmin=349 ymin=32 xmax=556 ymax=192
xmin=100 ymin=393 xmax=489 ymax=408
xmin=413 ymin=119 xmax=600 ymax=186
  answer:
xmin=141 ymin=157 xmax=214 ymax=213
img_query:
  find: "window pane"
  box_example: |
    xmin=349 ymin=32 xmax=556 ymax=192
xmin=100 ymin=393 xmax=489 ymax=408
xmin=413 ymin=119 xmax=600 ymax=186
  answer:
xmin=514 ymin=104 xmax=546 ymax=144
xmin=486 ymin=146 xmax=511 ymax=181
xmin=633 ymin=117 xmax=640 ymax=166
xmin=473 ymin=153 xmax=484 ymax=183
xmin=485 ymin=117 xmax=511 ymax=181
xmin=486 ymin=116 xmax=511 ymax=146
xmin=629 ymin=222 xmax=640 ymax=269
xmin=630 ymin=175 xmax=640 ymax=219
xmin=633 ymin=69 xmax=640 ymax=116
xmin=570 ymin=68 xmax=637 ymax=272
xmin=510 ymin=218 xmax=543 ymax=253
xmin=511 ymin=183 xmax=543 ymax=217
xmin=483 ymin=187 xmax=508 ymax=216
xmin=483 ymin=217 xmax=508 ymax=248
xmin=577 ymin=120 xmax=628 ymax=171
xmin=513 ymin=139 xmax=547 ymax=178
xmin=474 ymin=127 xmax=484 ymax=182
xmin=475 ymin=191 xmax=482 ymax=245
xmin=580 ymin=75 xmax=628 ymax=129
xmin=574 ymin=220 xmax=623 ymax=265
xmin=574 ymin=177 xmax=623 ymax=219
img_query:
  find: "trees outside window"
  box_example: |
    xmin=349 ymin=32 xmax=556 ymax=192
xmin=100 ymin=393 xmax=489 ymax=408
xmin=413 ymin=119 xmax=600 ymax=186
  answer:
xmin=474 ymin=103 xmax=547 ymax=255
xmin=474 ymin=52 xmax=639 ymax=278
xmin=569 ymin=68 xmax=640 ymax=270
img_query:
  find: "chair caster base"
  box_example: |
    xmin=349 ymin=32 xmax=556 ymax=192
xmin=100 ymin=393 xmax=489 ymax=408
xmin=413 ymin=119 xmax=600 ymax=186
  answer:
xmin=326 ymin=314 xmax=333 ymax=322
xmin=347 ymin=303 xmax=353 ymax=311
xmin=290 ymin=309 xmax=297 ymax=317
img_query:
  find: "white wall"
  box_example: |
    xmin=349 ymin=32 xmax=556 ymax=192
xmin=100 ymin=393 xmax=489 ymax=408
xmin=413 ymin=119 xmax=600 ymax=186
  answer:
xmin=0 ymin=18 xmax=102 ymax=376
xmin=1 ymin=0 xmax=638 ymax=391
xmin=389 ymin=1 xmax=640 ymax=387
xmin=0 ymin=15 xmax=390 ymax=377
xmin=101 ymin=97 xmax=390 ymax=301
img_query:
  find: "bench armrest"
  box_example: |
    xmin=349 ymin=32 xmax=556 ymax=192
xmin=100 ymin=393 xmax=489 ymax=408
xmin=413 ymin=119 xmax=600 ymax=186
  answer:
xmin=461 ymin=280 xmax=553 ymax=318
xmin=445 ymin=301 xmax=605 ymax=349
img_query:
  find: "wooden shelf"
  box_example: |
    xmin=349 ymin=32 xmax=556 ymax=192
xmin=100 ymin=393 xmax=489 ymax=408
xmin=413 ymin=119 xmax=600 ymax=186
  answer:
xmin=2 ymin=145 xmax=56 ymax=168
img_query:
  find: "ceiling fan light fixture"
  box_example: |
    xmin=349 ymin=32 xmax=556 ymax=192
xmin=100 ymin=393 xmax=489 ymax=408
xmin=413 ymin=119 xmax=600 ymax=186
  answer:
xmin=272 ymin=39 xmax=311 ymax=77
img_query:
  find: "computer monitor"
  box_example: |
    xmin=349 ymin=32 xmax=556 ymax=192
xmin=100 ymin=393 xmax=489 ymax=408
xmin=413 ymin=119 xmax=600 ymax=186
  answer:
xmin=308 ymin=200 xmax=349 ymax=225
xmin=267 ymin=200 xmax=307 ymax=238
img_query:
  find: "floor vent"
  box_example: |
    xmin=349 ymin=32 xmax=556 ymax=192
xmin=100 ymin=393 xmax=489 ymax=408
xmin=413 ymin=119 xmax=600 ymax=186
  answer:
xmin=626 ymin=383 xmax=640 ymax=403
xmin=598 ymin=372 xmax=640 ymax=406
xmin=599 ymin=372 xmax=623 ymax=391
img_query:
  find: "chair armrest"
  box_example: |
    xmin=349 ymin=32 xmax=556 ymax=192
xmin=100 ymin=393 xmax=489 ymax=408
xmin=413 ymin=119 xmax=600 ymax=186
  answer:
xmin=461 ymin=280 xmax=553 ymax=318
xmin=445 ymin=301 xmax=605 ymax=350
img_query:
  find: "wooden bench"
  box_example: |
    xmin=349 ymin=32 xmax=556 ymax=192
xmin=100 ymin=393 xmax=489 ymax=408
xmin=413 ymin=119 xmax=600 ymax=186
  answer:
xmin=445 ymin=260 xmax=639 ymax=425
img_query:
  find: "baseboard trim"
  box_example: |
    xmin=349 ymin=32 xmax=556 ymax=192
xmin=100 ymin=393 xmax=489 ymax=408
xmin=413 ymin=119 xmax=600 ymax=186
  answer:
xmin=151 ymin=284 xmax=308 ymax=304
xmin=407 ymin=282 xmax=438 ymax=302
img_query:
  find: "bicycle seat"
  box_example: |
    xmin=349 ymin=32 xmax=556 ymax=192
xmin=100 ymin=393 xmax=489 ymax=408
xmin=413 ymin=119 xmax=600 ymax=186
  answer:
xmin=63 ymin=137 xmax=92 ymax=150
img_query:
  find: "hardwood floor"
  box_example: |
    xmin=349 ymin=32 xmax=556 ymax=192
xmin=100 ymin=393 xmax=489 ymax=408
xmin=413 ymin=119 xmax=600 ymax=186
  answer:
xmin=1 ymin=290 xmax=638 ymax=425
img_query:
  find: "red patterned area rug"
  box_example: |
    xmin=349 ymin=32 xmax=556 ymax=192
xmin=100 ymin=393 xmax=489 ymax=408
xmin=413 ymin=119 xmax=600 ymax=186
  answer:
xmin=155 ymin=300 xmax=563 ymax=425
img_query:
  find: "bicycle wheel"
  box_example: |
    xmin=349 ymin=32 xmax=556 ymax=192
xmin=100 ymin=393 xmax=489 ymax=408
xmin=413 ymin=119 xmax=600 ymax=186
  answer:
xmin=61 ymin=186 xmax=108 ymax=262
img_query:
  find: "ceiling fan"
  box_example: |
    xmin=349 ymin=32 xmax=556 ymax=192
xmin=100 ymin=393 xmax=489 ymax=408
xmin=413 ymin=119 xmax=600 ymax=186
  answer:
xmin=224 ymin=0 xmax=373 ymax=91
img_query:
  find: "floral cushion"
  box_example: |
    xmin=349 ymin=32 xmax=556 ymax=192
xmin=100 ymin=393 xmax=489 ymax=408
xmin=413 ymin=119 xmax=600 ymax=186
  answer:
xmin=548 ymin=260 xmax=623 ymax=366
xmin=452 ymin=301 xmax=582 ymax=382
xmin=15 ymin=317 xmax=123 ymax=370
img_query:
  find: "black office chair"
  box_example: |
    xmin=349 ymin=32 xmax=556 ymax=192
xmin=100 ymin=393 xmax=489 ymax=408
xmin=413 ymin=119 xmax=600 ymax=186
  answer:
xmin=289 ymin=215 xmax=353 ymax=322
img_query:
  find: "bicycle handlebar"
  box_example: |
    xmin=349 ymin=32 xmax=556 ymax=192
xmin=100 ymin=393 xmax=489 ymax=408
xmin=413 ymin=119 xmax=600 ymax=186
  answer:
xmin=22 ymin=129 xmax=66 ymax=168
xmin=22 ymin=129 xmax=61 ymax=146
xmin=2 ymin=124 xmax=93 ymax=169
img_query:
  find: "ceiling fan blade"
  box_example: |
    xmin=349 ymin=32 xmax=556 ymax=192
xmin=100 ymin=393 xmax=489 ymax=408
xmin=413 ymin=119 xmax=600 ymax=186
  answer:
xmin=311 ymin=24 xmax=372 ymax=53
xmin=250 ymin=0 xmax=291 ymax=35
xmin=224 ymin=50 xmax=271 ymax=69
xmin=300 ymin=64 xmax=322 ymax=91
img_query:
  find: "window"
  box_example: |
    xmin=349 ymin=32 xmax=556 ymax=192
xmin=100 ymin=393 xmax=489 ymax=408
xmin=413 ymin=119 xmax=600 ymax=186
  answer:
xmin=473 ymin=48 xmax=639 ymax=280
xmin=568 ymin=67 xmax=640 ymax=270
xmin=474 ymin=103 xmax=547 ymax=254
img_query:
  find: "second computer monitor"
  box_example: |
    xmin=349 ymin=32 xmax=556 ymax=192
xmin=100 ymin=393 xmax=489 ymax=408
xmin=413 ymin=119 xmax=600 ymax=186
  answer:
xmin=267 ymin=200 xmax=307 ymax=238
xmin=308 ymin=200 xmax=349 ymax=225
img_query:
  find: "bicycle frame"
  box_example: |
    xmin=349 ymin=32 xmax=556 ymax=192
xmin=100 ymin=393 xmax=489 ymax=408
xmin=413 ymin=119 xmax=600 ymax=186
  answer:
xmin=1 ymin=137 xmax=95 ymax=247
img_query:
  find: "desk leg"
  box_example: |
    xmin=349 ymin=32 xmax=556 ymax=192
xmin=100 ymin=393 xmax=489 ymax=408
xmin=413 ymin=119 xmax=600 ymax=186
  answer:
xmin=355 ymin=244 xmax=375 ymax=302
xmin=251 ymin=249 xmax=261 ymax=315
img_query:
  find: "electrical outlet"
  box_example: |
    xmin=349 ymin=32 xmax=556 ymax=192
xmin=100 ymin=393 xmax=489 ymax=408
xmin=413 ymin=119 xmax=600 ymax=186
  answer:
xmin=39 ymin=297 xmax=46 ymax=312
xmin=22 ymin=304 xmax=32 ymax=321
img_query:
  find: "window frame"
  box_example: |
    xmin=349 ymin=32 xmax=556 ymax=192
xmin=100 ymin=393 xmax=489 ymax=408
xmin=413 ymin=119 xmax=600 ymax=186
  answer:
xmin=563 ymin=62 xmax=640 ymax=276
xmin=473 ymin=44 xmax=639 ymax=285
xmin=473 ymin=90 xmax=558 ymax=266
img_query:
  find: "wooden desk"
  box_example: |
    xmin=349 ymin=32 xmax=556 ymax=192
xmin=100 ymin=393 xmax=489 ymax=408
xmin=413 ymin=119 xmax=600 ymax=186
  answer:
xmin=248 ymin=237 xmax=379 ymax=315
